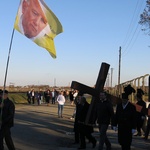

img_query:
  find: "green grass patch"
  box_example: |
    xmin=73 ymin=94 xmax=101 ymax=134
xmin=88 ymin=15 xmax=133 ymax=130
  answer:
xmin=9 ymin=92 xmax=27 ymax=104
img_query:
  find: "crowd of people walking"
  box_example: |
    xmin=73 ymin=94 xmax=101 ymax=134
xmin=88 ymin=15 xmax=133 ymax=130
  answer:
xmin=69 ymin=84 xmax=150 ymax=150
xmin=25 ymin=86 xmax=150 ymax=150
xmin=26 ymin=88 xmax=70 ymax=105
xmin=1 ymin=85 xmax=150 ymax=150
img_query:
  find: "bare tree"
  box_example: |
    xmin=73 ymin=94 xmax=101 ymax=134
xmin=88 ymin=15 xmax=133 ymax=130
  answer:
xmin=139 ymin=0 xmax=150 ymax=35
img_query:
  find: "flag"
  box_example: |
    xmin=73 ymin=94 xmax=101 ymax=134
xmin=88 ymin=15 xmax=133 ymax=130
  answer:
xmin=14 ymin=0 xmax=63 ymax=58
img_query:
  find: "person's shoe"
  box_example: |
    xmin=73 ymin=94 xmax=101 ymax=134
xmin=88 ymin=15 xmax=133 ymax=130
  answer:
xmin=92 ymin=139 xmax=97 ymax=148
xmin=138 ymin=132 xmax=142 ymax=136
xmin=106 ymin=146 xmax=111 ymax=150
xmin=78 ymin=147 xmax=86 ymax=149
xmin=143 ymin=137 xmax=148 ymax=141
xmin=72 ymin=141 xmax=79 ymax=144
xmin=134 ymin=132 xmax=141 ymax=136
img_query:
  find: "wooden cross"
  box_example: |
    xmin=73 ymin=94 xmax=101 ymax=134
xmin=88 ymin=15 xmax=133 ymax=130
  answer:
xmin=71 ymin=62 xmax=110 ymax=124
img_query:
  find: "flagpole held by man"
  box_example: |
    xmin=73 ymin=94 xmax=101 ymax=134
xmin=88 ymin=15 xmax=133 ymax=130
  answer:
xmin=0 ymin=90 xmax=15 ymax=150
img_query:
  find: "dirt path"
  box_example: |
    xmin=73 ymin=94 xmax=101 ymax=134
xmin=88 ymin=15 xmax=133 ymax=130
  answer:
xmin=3 ymin=102 xmax=150 ymax=150
xmin=9 ymin=102 xmax=75 ymax=150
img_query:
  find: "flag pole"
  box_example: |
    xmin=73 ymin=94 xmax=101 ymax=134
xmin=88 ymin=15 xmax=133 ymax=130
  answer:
xmin=0 ymin=28 xmax=15 ymax=127
xmin=3 ymin=28 xmax=15 ymax=91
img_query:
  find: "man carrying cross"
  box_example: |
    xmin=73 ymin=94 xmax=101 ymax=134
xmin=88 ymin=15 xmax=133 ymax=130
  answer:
xmin=71 ymin=62 xmax=111 ymax=149
xmin=96 ymin=91 xmax=114 ymax=150
xmin=77 ymin=92 xmax=97 ymax=149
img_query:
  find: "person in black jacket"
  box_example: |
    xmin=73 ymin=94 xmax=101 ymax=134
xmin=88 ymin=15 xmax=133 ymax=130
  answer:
xmin=96 ymin=91 xmax=114 ymax=150
xmin=78 ymin=94 xmax=96 ymax=149
xmin=144 ymin=103 xmax=150 ymax=140
xmin=112 ymin=91 xmax=137 ymax=150
xmin=0 ymin=90 xmax=15 ymax=150
xmin=72 ymin=92 xmax=82 ymax=144
xmin=134 ymin=89 xmax=146 ymax=136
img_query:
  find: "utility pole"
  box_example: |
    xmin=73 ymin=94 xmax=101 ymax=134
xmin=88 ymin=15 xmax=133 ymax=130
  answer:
xmin=105 ymin=73 xmax=110 ymax=89
xmin=118 ymin=46 xmax=121 ymax=97
xmin=110 ymin=68 xmax=113 ymax=88
xmin=107 ymin=73 xmax=110 ymax=88
xmin=54 ymin=78 xmax=56 ymax=87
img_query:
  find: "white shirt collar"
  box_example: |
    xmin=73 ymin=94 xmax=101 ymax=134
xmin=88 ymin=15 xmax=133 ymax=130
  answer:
xmin=122 ymin=101 xmax=129 ymax=109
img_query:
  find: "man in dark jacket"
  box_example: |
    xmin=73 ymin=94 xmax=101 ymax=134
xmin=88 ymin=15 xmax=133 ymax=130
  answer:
xmin=135 ymin=89 xmax=146 ymax=136
xmin=144 ymin=103 xmax=150 ymax=140
xmin=78 ymin=94 xmax=96 ymax=149
xmin=112 ymin=93 xmax=136 ymax=150
xmin=96 ymin=91 xmax=114 ymax=150
xmin=73 ymin=93 xmax=82 ymax=144
xmin=0 ymin=90 xmax=15 ymax=150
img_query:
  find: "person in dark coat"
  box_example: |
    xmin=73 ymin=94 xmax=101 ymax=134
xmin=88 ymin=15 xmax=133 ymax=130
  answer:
xmin=69 ymin=90 xmax=74 ymax=105
xmin=45 ymin=89 xmax=51 ymax=106
xmin=78 ymin=94 xmax=96 ymax=149
xmin=96 ymin=91 xmax=115 ymax=150
xmin=26 ymin=90 xmax=31 ymax=104
xmin=135 ymin=89 xmax=146 ymax=136
xmin=112 ymin=92 xmax=137 ymax=150
xmin=144 ymin=103 xmax=150 ymax=140
xmin=0 ymin=90 xmax=15 ymax=150
xmin=72 ymin=92 xmax=84 ymax=144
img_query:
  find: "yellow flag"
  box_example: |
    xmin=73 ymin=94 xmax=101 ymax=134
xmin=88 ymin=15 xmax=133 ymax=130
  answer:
xmin=14 ymin=0 xmax=63 ymax=58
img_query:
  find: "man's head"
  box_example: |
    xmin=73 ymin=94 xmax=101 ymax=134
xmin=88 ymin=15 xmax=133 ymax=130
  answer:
xmin=99 ymin=91 xmax=107 ymax=101
xmin=74 ymin=91 xmax=83 ymax=104
xmin=22 ymin=0 xmax=48 ymax=38
xmin=78 ymin=91 xmax=83 ymax=97
xmin=121 ymin=93 xmax=128 ymax=105
xmin=79 ymin=96 xmax=86 ymax=105
xmin=124 ymin=84 xmax=135 ymax=96
xmin=0 ymin=90 xmax=9 ymax=100
xmin=1 ymin=90 xmax=8 ymax=100
xmin=136 ymin=89 xmax=144 ymax=100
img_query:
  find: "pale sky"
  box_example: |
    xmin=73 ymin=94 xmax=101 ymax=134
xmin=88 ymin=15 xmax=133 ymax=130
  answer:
xmin=0 ymin=0 xmax=149 ymax=87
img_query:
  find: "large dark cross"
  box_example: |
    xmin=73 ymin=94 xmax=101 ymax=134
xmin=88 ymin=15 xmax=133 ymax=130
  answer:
xmin=71 ymin=62 xmax=110 ymax=125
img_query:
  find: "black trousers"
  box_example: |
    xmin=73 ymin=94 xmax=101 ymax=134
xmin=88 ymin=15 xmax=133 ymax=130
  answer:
xmin=145 ymin=123 xmax=150 ymax=139
xmin=121 ymin=144 xmax=131 ymax=150
xmin=79 ymin=124 xmax=96 ymax=148
xmin=137 ymin=118 xmax=145 ymax=134
xmin=52 ymin=97 xmax=55 ymax=104
xmin=31 ymin=96 xmax=35 ymax=104
xmin=74 ymin=122 xmax=79 ymax=143
xmin=0 ymin=126 xmax=15 ymax=150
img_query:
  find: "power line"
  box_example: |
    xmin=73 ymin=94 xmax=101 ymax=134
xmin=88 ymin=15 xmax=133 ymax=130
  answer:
xmin=121 ymin=0 xmax=141 ymax=48
xmin=121 ymin=0 xmax=145 ymax=56
xmin=122 ymin=24 xmax=141 ymax=57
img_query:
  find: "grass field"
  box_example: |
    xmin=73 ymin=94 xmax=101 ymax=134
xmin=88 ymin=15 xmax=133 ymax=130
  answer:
xmin=9 ymin=92 xmax=27 ymax=104
xmin=8 ymin=92 xmax=93 ymax=104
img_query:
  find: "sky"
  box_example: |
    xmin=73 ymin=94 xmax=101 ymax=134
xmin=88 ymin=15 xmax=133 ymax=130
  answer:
xmin=0 ymin=0 xmax=150 ymax=87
